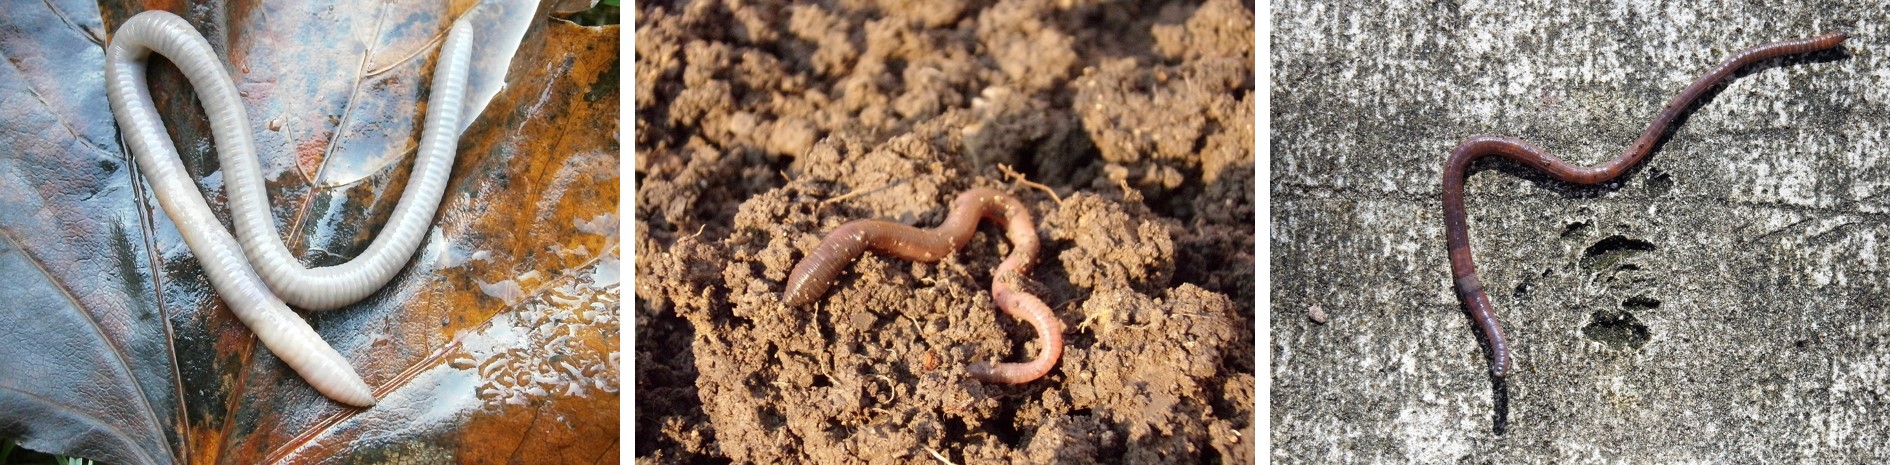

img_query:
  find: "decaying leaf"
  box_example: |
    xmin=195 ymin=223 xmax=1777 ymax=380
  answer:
xmin=0 ymin=1 xmax=619 ymax=463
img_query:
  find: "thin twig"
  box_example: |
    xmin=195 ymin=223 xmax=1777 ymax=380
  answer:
xmin=923 ymin=446 xmax=958 ymax=465
xmin=998 ymin=163 xmax=1062 ymax=205
xmin=822 ymin=180 xmax=904 ymax=205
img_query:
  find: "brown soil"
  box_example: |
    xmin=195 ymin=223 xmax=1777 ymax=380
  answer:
xmin=633 ymin=0 xmax=1255 ymax=463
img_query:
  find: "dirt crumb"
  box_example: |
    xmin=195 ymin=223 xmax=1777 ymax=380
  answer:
xmin=635 ymin=0 xmax=1254 ymax=462
xmin=1048 ymin=192 xmax=1176 ymax=293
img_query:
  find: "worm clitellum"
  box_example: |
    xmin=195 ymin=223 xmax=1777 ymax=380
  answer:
xmin=784 ymin=188 xmax=1064 ymax=384
xmin=1443 ymin=31 xmax=1846 ymax=379
xmin=104 ymin=10 xmax=476 ymax=406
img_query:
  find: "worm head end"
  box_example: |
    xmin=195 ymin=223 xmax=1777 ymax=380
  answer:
xmin=330 ymin=376 xmax=379 ymax=407
xmin=781 ymin=271 xmax=834 ymax=307
xmin=781 ymin=283 xmax=816 ymax=307
xmin=967 ymin=362 xmax=998 ymax=382
xmin=1811 ymin=30 xmax=1850 ymax=48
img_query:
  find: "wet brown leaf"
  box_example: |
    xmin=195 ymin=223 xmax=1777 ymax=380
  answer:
xmin=0 ymin=1 xmax=619 ymax=464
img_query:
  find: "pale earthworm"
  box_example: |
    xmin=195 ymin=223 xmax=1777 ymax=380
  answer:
xmin=138 ymin=11 xmax=471 ymax=311
xmin=1443 ymin=31 xmax=1846 ymax=379
xmin=104 ymin=10 xmax=474 ymax=406
xmin=783 ymin=188 xmax=1065 ymax=383
xmin=227 ymin=15 xmax=473 ymax=312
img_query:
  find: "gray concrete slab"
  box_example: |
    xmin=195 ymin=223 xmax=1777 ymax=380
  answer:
xmin=1271 ymin=1 xmax=1890 ymax=462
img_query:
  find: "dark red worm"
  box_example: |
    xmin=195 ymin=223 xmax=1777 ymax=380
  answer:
xmin=784 ymin=187 xmax=1063 ymax=383
xmin=1444 ymin=31 xmax=1846 ymax=378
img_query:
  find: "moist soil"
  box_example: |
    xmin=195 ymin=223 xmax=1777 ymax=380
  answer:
xmin=633 ymin=1 xmax=1255 ymax=463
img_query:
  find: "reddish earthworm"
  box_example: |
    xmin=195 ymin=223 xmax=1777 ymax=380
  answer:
xmin=783 ymin=187 xmax=1064 ymax=383
xmin=1443 ymin=31 xmax=1846 ymax=378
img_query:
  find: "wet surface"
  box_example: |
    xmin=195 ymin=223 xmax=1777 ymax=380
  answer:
xmin=0 ymin=1 xmax=618 ymax=464
xmin=266 ymin=248 xmax=620 ymax=463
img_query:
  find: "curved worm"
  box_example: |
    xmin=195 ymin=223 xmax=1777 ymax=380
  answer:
xmin=1443 ymin=31 xmax=1846 ymax=378
xmin=124 ymin=12 xmax=470 ymax=311
xmin=228 ymin=15 xmax=473 ymax=311
xmin=104 ymin=10 xmax=473 ymax=406
xmin=784 ymin=188 xmax=1065 ymax=383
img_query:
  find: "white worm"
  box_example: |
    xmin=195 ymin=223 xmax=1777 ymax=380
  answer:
xmin=225 ymin=12 xmax=474 ymax=311
xmin=102 ymin=10 xmax=473 ymax=406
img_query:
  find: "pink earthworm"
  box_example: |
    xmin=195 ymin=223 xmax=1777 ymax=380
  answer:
xmin=1443 ymin=31 xmax=1846 ymax=379
xmin=783 ymin=187 xmax=1064 ymax=384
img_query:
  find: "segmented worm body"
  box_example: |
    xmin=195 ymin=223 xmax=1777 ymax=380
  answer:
xmin=230 ymin=20 xmax=473 ymax=312
xmin=104 ymin=10 xmax=475 ymax=406
xmin=1443 ymin=31 xmax=1846 ymax=378
xmin=784 ymin=188 xmax=1064 ymax=383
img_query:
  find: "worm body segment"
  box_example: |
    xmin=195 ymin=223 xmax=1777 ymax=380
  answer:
xmin=1443 ymin=31 xmax=1846 ymax=378
xmin=104 ymin=10 xmax=475 ymax=406
xmin=230 ymin=17 xmax=473 ymax=311
xmin=784 ymin=188 xmax=1064 ymax=384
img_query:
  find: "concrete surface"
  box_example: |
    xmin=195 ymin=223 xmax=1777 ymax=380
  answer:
xmin=1270 ymin=1 xmax=1890 ymax=462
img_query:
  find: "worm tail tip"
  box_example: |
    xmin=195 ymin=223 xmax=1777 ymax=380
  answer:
xmin=325 ymin=374 xmax=379 ymax=407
